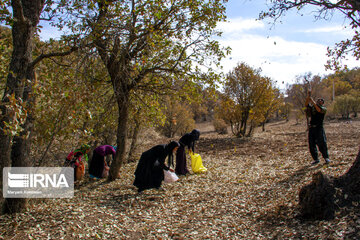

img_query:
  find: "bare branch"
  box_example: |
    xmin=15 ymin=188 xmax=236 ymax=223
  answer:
xmin=30 ymin=46 xmax=78 ymax=68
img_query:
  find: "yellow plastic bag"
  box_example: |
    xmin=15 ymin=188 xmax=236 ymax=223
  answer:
xmin=190 ymin=152 xmax=207 ymax=173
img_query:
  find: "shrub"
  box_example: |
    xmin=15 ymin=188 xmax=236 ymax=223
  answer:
xmin=213 ymin=118 xmax=228 ymax=134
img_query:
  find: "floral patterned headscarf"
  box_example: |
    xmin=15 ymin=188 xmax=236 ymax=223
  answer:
xmin=75 ymin=144 xmax=90 ymax=162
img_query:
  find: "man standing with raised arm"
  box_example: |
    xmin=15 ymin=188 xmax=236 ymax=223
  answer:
xmin=305 ymin=92 xmax=330 ymax=165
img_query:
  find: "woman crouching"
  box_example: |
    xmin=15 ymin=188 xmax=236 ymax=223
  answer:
xmin=133 ymin=141 xmax=179 ymax=193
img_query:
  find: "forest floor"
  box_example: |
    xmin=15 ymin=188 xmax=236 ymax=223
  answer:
xmin=1 ymin=119 xmax=360 ymax=239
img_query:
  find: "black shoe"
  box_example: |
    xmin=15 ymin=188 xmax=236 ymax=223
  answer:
xmin=325 ymin=158 xmax=331 ymax=164
xmin=311 ymin=160 xmax=320 ymax=165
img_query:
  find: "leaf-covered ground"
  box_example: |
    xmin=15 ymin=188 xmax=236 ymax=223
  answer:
xmin=1 ymin=120 xmax=360 ymax=239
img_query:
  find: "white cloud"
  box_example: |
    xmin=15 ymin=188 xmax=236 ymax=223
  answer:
xmin=220 ymin=35 xmax=328 ymax=83
xmin=217 ymin=17 xmax=264 ymax=35
xmin=299 ymin=25 xmax=353 ymax=35
xmin=217 ymin=17 xmax=359 ymax=89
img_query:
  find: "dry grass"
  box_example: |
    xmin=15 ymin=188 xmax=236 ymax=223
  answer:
xmin=1 ymin=119 xmax=359 ymax=239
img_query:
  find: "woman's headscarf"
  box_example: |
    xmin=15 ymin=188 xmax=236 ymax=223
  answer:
xmin=191 ymin=129 xmax=200 ymax=141
xmin=75 ymin=144 xmax=91 ymax=161
xmin=79 ymin=144 xmax=90 ymax=152
xmin=166 ymin=141 xmax=180 ymax=167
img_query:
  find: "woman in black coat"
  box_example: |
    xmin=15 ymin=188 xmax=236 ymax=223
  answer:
xmin=134 ymin=141 xmax=180 ymax=193
xmin=176 ymin=129 xmax=200 ymax=175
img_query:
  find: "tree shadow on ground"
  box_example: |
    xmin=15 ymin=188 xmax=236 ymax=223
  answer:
xmin=197 ymin=135 xmax=287 ymax=155
xmin=253 ymin=165 xmax=320 ymax=228
xmin=256 ymin=160 xmax=360 ymax=238
xmin=255 ymin=194 xmax=360 ymax=239
xmin=197 ymin=136 xmax=249 ymax=153
xmin=101 ymin=190 xmax=166 ymax=212
xmin=258 ymin=164 xmax=320 ymax=208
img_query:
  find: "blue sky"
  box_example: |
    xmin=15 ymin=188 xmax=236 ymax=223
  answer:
xmin=218 ymin=0 xmax=358 ymax=89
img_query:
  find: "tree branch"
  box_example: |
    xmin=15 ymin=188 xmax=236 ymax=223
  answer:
xmin=30 ymin=46 xmax=78 ymax=68
xmin=11 ymin=0 xmax=26 ymax=24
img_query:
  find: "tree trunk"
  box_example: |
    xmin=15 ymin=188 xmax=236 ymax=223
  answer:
xmin=336 ymin=146 xmax=360 ymax=196
xmin=298 ymin=146 xmax=360 ymax=220
xmin=262 ymin=112 xmax=270 ymax=132
xmin=108 ymin=93 xmax=130 ymax=181
xmin=247 ymin=122 xmax=254 ymax=137
xmin=3 ymin=68 xmax=36 ymax=214
xmin=127 ymin=119 xmax=141 ymax=163
xmin=0 ymin=19 xmax=32 ymax=198
xmin=240 ymin=111 xmax=249 ymax=137
xmin=1 ymin=0 xmax=44 ymax=213
xmin=298 ymin=171 xmax=336 ymax=220
xmin=0 ymin=125 xmax=11 ymax=199
xmin=2 ymin=122 xmax=32 ymax=213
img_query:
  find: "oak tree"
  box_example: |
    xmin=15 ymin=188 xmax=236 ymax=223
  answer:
xmin=61 ymin=0 xmax=228 ymax=180
xmin=0 ymin=0 xmax=78 ymax=213
xmin=218 ymin=62 xmax=278 ymax=137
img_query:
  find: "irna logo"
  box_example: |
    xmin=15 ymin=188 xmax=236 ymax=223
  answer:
xmin=3 ymin=167 xmax=74 ymax=198
xmin=8 ymin=172 xmax=69 ymax=188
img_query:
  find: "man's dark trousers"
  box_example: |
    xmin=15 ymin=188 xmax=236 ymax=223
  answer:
xmin=308 ymin=126 xmax=329 ymax=161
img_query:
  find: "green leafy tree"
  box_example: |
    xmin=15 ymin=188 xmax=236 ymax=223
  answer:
xmin=348 ymin=89 xmax=360 ymax=117
xmin=127 ymin=77 xmax=209 ymax=161
xmin=0 ymin=26 xmax=12 ymax=95
xmin=245 ymin=77 xmax=280 ymax=135
xmin=0 ymin=0 xmax=79 ymax=214
xmin=324 ymin=75 xmax=353 ymax=97
xmin=126 ymin=88 xmax=166 ymax=162
xmin=60 ymin=0 xmax=228 ymax=180
xmin=33 ymin=48 xmax=116 ymax=166
xmin=333 ymin=95 xmax=354 ymax=119
xmin=350 ymin=69 xmax=360 ymax=89
xmin=333 ymin=94 xmax=359 ymax=119
xmin=323 ymin=68 xmax=360 ymax=101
